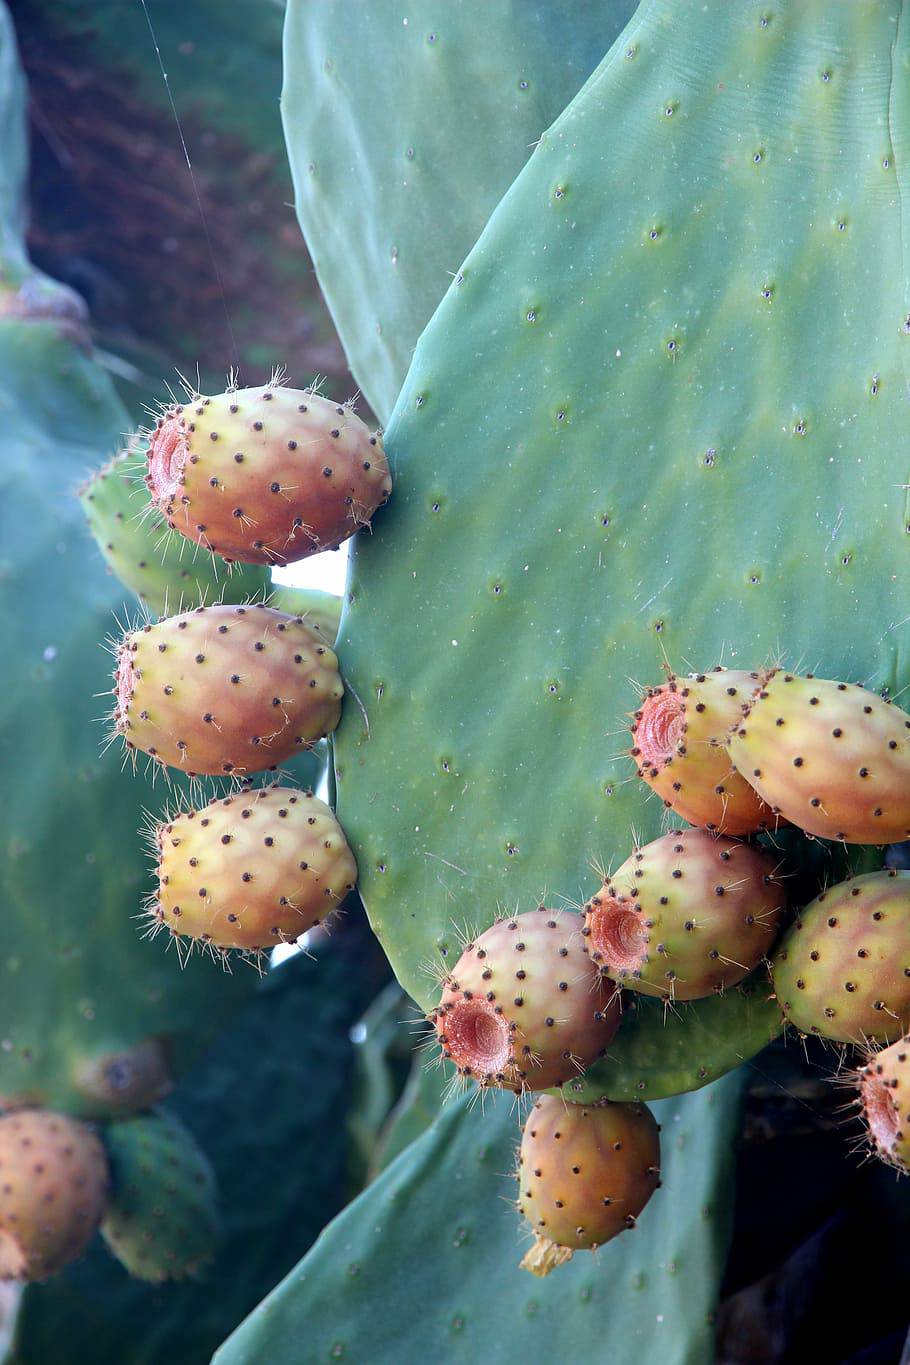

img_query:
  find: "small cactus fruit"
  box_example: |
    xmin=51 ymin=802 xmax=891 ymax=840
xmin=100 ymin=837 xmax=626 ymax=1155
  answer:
xmin=101 ymin=1111 xmax=221 ymax=1282
xmin=79 ymin=441 xmax=267 ymax=614
xmin=727 ymin=670 xmax=910 ymax=843
xmin=430 ymin=908 xmax=621 ymax=1092
xmin=631 ymin=669 xmax=774 ymax=834
xmin=151 ymin=785 xmax=357 ymax=954
xmin=583 ymin=829 xmax=784 ymax=1001
xmin=114 ymin=602 xmax=342 ymax=777
xmin=0 ymin=1109 xmax=109 ymax=1281
xmin=145 ymin=382 xmax=392 ymax=565
xmin=517 ymin=1094 xmax=660 ymax=1276
xmin=857 ymin=1035 xmax=910 ymax=1173
xmin=771 ymin=870 xmax=910 ymax=1044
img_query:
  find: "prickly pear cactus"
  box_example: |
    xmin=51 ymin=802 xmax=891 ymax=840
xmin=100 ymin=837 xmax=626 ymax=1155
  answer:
xmin=332 ymin=0 xmax=910 ymax=1030
xmin=282 ymin=0 xmax=638 ymax=418
xmin=0 ymin=4 xmax=255 ymax=1119
xmin=215 ymin=1077 xmax=745 ymax=1365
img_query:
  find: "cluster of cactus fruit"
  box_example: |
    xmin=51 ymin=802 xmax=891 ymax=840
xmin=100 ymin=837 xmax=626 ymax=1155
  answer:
xmin=6 ymin=14 xmax=909 ymax=1351
xmin=11 ymin=368 xmax=898 ymax=1291
xmin=428 ymin=664 xmax=910 ymax=1274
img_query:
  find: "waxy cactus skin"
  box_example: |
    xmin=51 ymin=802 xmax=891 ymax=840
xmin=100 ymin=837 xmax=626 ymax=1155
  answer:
xmin=146 ymin=383 xmax=391 ymax=566
xmin=728 ymin=671 xmax=910 ymax=844
xmin=517 ymin=1093 xmax=660 ymax=1276
xmin=632 ymin=669 xmax=774 ymax=835
xmin=431 ymin=908 xmax=621 ymax=1092
xmin=772 ymin=871 xmax=910 ymax=1045
xmin=114 ymin=603 xmax=342 ymax=777
xmin=151 ymin=786 xmax=357 ymax=954
xmin=584 ymin=829 xmax=784 ymax=1002
xmin=0 ymin=1110 xmax=109 ymax=1282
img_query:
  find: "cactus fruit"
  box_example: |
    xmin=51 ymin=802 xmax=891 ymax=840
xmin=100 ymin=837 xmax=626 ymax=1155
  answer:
xmin=631 ymin=669 xmax=774 ymax=835
xmin=145 ymin=382 xmax=391 ymax=566
xmin=100 ymin=1111 xmax=220 ymax=1282
xmin=0 ymin=1110 xmax=108 ymax=1282
xmin=771 ymin=870 xmax=910 ymax=1045
xmin=150 ymin=786 xmax=357 ymax=955
xmin=583 ymin=829 xmax=784 ymax=1002
xmin=517 ymin=1094 xmax=660 ymax=1277
xmin=79 ymin=442 xmax=268 ymax=614
xmin=113 ymin=602 xmax=342 ymax=777
xmin=856 ymin=1036 xmax=910 ymax=1174
xmin=727 ymin=671 xmax=910 ymax=844
xmin=430 ymin=908 xmax=621 ymax=1092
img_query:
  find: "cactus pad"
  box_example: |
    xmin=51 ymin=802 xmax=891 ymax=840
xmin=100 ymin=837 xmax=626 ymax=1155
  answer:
xmin=101 ymin=1111 xmax=220 ymax=1283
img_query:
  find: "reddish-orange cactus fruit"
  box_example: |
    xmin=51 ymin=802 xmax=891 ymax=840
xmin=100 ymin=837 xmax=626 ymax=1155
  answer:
xmin=113 ymin=603 xmax=342 ymax=778
xmin=0 ymin=1110 xmax=109 ymax=1281
xmin=146 ymin=383 xmax=391 ymax=566
xmin=518 ymin=1094 xmax=660 ymax=1275
xmin=631 ymin=668 xmax=774 ymax=834
xmin=431 ymin=908 xmax=621 ymax=1092
xmin=584 ymin=828 xmax=784 ymax=1001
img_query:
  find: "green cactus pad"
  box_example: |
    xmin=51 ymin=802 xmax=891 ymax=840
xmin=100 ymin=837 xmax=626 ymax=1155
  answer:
xmin=214 ymin=1076 xmax=744 ymax=1364
xmin=332 ymin=0 xmax=910 ymax=1084
xmin=101 ymin=1111 xmax=220 ymax=1283
xmin=561 ymin=974 xmax=783 ymax=1104
xmin=266 ymin=585 xmax=342 ymax=646
xmin=282 ymin=0 xmax=638 ymax=419
xmin=79 ymin=444 xmax=268 ymax=615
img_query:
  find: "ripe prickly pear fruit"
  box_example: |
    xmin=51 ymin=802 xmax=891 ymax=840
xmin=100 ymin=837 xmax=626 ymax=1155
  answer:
xmin=856 ymin=1035 xmax=910 ymax=1173
xmin=727 ymin=670 xmax=910 ymax=843
xmin=113 ymin=602 xmax=342 ymax=777
xmin=101 ymin=1111 xmax=220 ymax=1282
xmin=0 ymin=1109 xmax=109 ymax=1281
xmin=771 ymin=870 xmax=910 ymax=1044
xmin=517 ymin=1093 xmax=660 ymax=1276
xmin=583 ymin=829 xmax=784 ymax=1001
xmin=79 ymin=441 xmax=267 ymax=614
xmin=145 ymin=382 xmax=392 ymax=566
xmin=430 ymin=908 xmax=621 ymax=1092
xmin=150 ymin=785 xmax=357 ymax=955
xmin=631 ymin=669 xmax=774 ymax=835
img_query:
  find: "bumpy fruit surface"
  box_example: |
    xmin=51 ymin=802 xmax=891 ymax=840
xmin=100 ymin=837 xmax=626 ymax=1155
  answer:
xmin=517 ymin=1094 xmax=660 ymax=1276
xmin=857 ymin=1035 xmax=910 ymax=1173
xmin=771 ymin=870 xmax=910 ymax=1044
xmin=101 ymin=1111 xmax=220 ymax=1282
xmin=79 ymin=442 xmax=267 ymax=613
xmin=431 ymin=908 xmax=621 ymax=1092
xmin=631 ymin=669 xmax=774 ymax=834
xmin=727 ymin=670 xmax=910 ymax=843
xmin=0 ymin=1110 xmax=109 ymax=1281
xmin=583 ymin=829 xmax=784 ymax=1001
xmin=114 ymin=603 xmax=342 ymax=777
xmin=152 ymin=786 xmax=357 ymax=953
xmin=145 ymin=383 xmax=392 ymax=565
